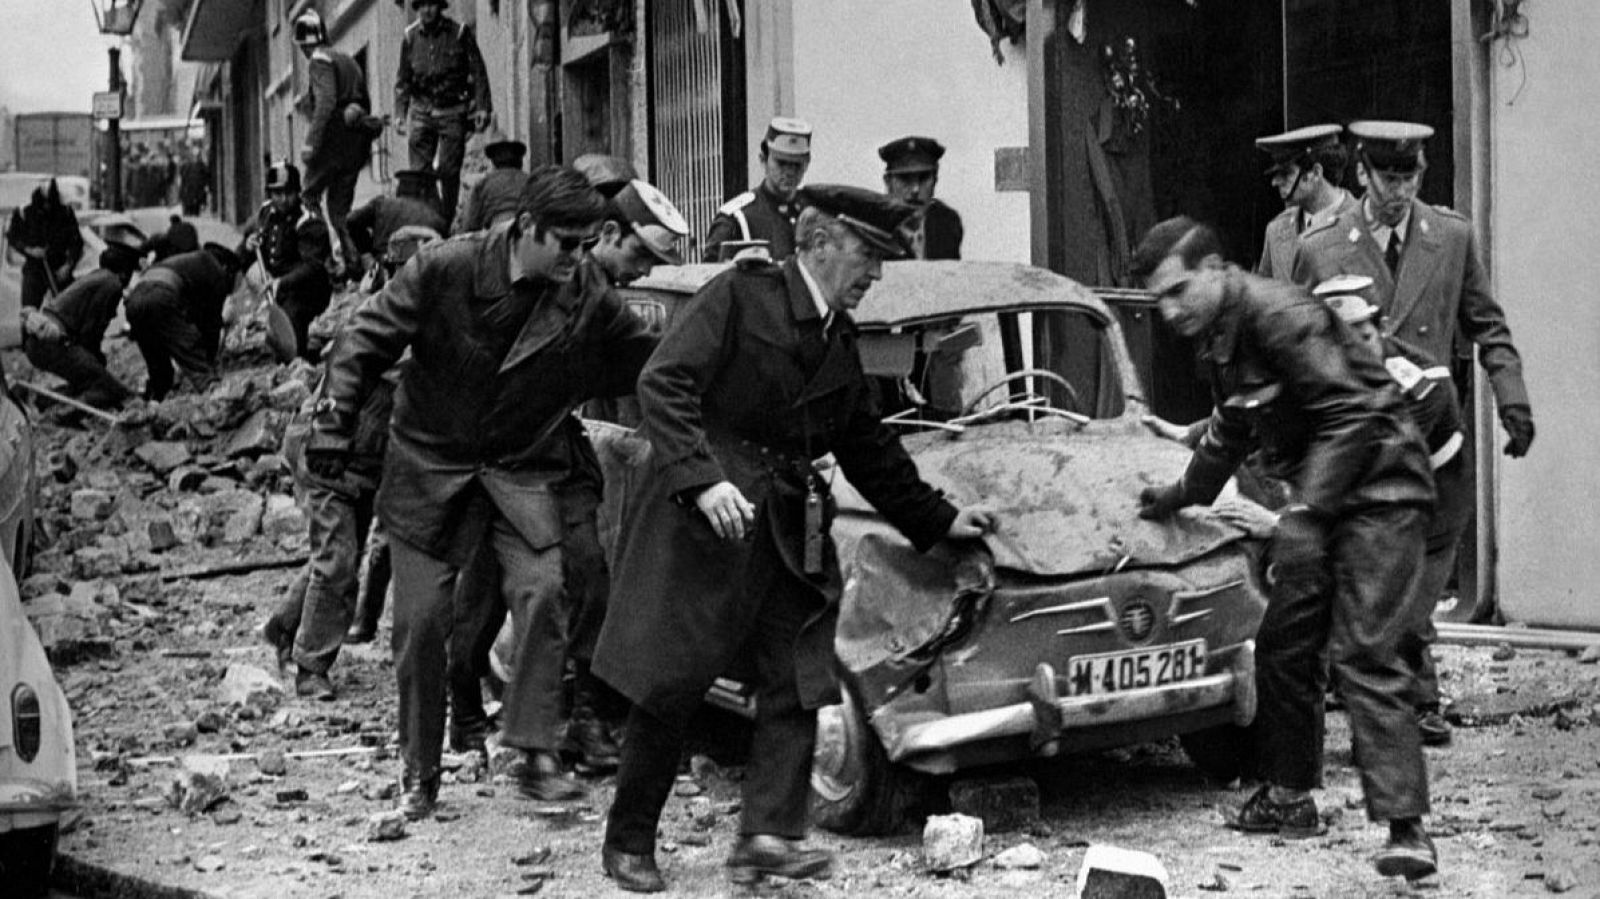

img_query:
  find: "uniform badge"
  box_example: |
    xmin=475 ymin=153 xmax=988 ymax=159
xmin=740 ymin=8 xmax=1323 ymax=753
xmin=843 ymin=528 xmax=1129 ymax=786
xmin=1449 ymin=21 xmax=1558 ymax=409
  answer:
xmin=1348 ymin=227 xmax=1362 ymax=244
xmin=1384 ymin=356 xmax=1426 ymax=392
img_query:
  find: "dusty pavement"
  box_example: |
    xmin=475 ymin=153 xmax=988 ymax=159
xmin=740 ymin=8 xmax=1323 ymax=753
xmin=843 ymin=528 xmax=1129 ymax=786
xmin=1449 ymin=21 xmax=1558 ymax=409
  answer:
xmin=9 ymin=315 xmax=1600 ymax=899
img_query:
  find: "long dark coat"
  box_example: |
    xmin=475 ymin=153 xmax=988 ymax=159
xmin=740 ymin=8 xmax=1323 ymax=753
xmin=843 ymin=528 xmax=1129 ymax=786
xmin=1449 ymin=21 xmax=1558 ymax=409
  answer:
xmin=593 ymin=259 xmax=957 ymax=723
xmin=310 ymin=225 xmax=656 ymax=564
xmin=921 ymin=200 xmax=964 ymax=260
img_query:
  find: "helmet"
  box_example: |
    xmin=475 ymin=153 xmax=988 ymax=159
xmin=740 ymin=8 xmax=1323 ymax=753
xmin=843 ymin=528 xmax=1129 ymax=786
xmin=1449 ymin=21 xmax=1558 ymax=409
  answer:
xmin=292 ymin=9 xmax=327 ymax=45
xmin=265 ymin=159 xmax=301 ymax=193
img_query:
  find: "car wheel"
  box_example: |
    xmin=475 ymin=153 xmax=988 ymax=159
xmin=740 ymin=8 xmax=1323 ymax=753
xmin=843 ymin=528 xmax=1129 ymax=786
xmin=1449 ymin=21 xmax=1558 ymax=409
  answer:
xmin=0 ymin=821 xmax=59 ymax=899
xmin=1180 ymin=723 xmax=1258 ymax=783
xmin=810 ymin=686 xmax=920 ymax=836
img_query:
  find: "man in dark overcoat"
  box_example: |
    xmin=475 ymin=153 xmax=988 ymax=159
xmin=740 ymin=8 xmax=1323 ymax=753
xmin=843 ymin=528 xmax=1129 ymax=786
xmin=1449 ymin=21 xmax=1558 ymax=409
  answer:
xmin=593 ymin=185 xmax=995 ymax=892
xmin=1133 ymin=217 xmax=1440 ymax=881
xmin=878 ymin=135 xmax=964 ymax=260
xmin=305 ymin=167 xmax=657 ymax=821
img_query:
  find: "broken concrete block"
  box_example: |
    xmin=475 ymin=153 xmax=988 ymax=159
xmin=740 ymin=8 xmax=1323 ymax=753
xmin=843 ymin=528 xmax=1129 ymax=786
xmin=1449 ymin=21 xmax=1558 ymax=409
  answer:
xmin=196 ymin=489 xmax=264 ymax=543
xmin=949 ymin=775 xmax=1040 ymax=833
xmin=923 ymin=813 xmax=984 ymax=872
xmin=181 ymin=754 xmax=233 ymax=780
xmin=1077 ymin=845 xmax=1170 ymax=899
xmin=70 ymin=488 xmax=115 ymax=521
xmin=134 ymin=440 xmax=193 ymax=474
xmin=257 ymin=749 xmax=288 ymax=777
xmin=171 ymin=770 xmax=230 ymax=815
xmin=366 ymin=810 xmax=408 ymax=842
xmin=269 ymin=379 xmax=311 ymax=411
xmin=146 ymin=516 xmax=181 ymax=552
xmin=83 ymin=469 xmax=121 ymax=491
xmin=225 ymin=409 xmax=280 ymax=459
xmin=73 ymin=546 xmax=124 ymax=579
xmin=216 ymin=663 xmax=284 ymax=707
xmin=994 ymin=843 xmax=1046 ymax=870
xmin=261 ymin=494 xmax=306 ymax=542
xmin=167 ymin=465 xmax=209 ymax=492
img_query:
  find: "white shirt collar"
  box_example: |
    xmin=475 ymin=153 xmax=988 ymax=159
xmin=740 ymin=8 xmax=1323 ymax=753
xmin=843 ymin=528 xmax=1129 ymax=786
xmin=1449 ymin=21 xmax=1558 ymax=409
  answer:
xmin=795 ymin=257 xmax=834 ymax=325
xmin=1364 ymin=196 xmax=1410 ymax=244
xmin=1304 ymin=189 xmax=1349 ymax=231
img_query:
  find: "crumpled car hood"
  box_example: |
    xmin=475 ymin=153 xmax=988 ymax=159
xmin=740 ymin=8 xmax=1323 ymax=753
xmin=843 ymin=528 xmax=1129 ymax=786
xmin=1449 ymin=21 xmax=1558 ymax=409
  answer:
xmin=832 ymin=417 xmax=1247 ymax=576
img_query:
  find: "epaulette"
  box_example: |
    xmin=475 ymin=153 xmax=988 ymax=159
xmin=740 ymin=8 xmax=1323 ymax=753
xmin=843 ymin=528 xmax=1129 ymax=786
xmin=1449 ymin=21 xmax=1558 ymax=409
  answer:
xmin=1431 ymin=204 xmax=1468 ymax=221
xmin=717 ymin=192 xmax=756 ymax=216
xmin=404 ymin=20 xmax=420 ymax=34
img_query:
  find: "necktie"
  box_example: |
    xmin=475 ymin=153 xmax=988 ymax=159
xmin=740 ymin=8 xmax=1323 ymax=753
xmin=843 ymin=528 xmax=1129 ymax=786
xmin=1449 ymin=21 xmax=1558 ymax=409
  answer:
xmin=1385 ymin=231 xmax=1402 ymax=275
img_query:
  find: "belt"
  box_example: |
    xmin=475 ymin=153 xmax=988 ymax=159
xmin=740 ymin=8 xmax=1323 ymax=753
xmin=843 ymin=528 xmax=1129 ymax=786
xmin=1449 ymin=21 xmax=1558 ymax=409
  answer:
xmin=719 ymin=435 xmax=820 ymax=483
xmin=1430 ymin=431 xmax=1464 ymax=470
xmin=411 ymin=102 xmax=468 ymax=116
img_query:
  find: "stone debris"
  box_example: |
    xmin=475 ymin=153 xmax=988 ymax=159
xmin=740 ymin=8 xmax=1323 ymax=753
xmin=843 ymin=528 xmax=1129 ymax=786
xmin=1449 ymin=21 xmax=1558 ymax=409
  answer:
xmin=171 ymin=770 xmax=230 ymax=815
xmin=217 ymin=663 xmax=284 ymax=708
xmin=1077 ymin=844 xmax=1170 ymax=899
xmin=193 ymin=854 xmax=227 ymax=873
xmin=992 ymin=842 xmax=1046 ymax=870
xmin=1544 ymin=867 xmax=1578 ymax=893
xmin=257 ymin=749 xmax=288 ymax=777
xmin=70 ymin=488 xmax=115 ymax=521
xmin=1492 ymin=642 xmax=1517 ymax=661
xmin=923 ymin=813 xmax=984 ymax=872
xmin=366 ymin=810 xmax=409 ymax=842
xmin=134 ymin=440 xmax=194 ymax=474
xmin=1578 ymin=645 xmax=1600 ymax=665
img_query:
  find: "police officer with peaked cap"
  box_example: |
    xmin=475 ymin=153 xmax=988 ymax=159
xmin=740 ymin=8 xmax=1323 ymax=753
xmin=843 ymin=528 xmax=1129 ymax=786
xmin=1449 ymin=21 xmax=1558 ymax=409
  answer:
xmin=703 ymin=117 xmax=813 ymax=262
xmin=1253 ymin=124 xmax=1356 ymax=280
xmin=1290 ymin=120 xmax=1533 ymax=458
xmin=878 ymin=135 xmax=964 ymax=260
xmin=594 ymin=184 xmax=996 ymax=892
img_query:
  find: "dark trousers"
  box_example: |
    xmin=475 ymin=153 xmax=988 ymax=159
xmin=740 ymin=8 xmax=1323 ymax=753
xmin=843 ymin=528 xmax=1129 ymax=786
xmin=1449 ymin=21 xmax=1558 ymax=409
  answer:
xmin=407 ymin=107 xmax=468 ymax=222
xmin=605 ymin=545 xmax=820 ymax=853
xmin=1257 ymin=504 xmax=1431 ymax=821
xmin=22 ymin=335 xmax=131 ymax=409
xmin=124 ymin=282 xmax=216 ymax=401
xmin=275 ymin=263 xmax=332 ymax=361
xmin=292 ymin=475 xmax=377 ymax=675
xmin=270 ymin=516 xmax=389 ymax=656
xmin=303 ymin=165 xmax=361 ymax=270
xmin=1413 ymin=454 xmax=1473 ymax=708
xmin=20 ymin=261 xmax=59 ymax=309
xmin=448 ymin=540 xmax=506 ymax=730
xmin=389 ymin=516 xmax=567 ymax=778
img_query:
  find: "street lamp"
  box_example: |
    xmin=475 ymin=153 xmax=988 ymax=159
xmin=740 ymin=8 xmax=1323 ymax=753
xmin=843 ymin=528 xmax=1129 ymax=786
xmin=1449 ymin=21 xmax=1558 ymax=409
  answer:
xmin=90 ymin=0 xmax=145 ymax=212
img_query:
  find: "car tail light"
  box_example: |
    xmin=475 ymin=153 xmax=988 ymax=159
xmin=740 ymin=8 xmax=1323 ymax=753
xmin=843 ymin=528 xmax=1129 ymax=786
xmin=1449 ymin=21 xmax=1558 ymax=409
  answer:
xmin=12 ymin=684 xmax=42 ymax=763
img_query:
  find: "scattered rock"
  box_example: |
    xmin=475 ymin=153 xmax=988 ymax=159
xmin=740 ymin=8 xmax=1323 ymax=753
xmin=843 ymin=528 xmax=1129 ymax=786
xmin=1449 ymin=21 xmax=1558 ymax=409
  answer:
xmin=1491 ymin=642 xmax=1517 ymax=662
xmin=48 ymin=450 xmax=78 ymax=483
xmin=73 ymin=546 xmax=124 ymax=579
xmin=194 ymin=710 xmax=226 ymax=733
xmin=1544 ymin=867 xmax=1578 ymax=893
xmin=167 ymin=465 xmax=209 ymax=492
xmin=171 ymin=770 xmax=230 ymax=815
xmin=686 ymin=796 xmax=718 ymax=831
xmin=269 ymin=379 xmax=311 ymax=411
xmin=193 ymin=854 xmax=226 ymax=873
xmin=1078 ymin=844 xmax=1171 ymax=899
xmin=216 ymin=663 xmax=284 ymax=707
xmin=69 ymin=488 xmax=115 ymax=521
xmin=225 ymin=409 xmax=279 ymax=459
xmin=164 ymin=721 xmax=199 ymax=746
xmin=1531 ymin=785 xmax=1564 ymax=801
xmin=275 ymin=788 xmax=309 ymax=804
xmin=181 ymin=754 xmax=232 ymax=779
xmin=673 ymin=780 xmax=703 ymax=797
xmin=1199 ymin=871 xmax=1231 ymax=892
xmin=366 ymin=810 xmax=408 ymax=842
xmin=257 ymin=749 xmax=288 ymax=777
xmin=211 ymin=807 xmax=243 ymax=826
xmin=949 ymin=775 xmax=1040 ymax=833
xmin=1578 ymin=645 xmax=1600 ymax=665
xmin=135 ymin=440 xmax=193 ymax=474
xmin=993 ymin=843 xmax=1046 ymax=870
xmin=260 ymin=493 xmax=306 ymax=542
xmin=923 ymin=813 xmax=984 ymax=872
xmin=362 ymin=781 xmax=399 ymax=802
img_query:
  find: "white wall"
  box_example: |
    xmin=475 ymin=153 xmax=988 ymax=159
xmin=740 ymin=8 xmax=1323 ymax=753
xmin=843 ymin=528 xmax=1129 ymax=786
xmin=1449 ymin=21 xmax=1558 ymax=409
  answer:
xmin=755 ymin=0 xmax=1031 ymax=263
xmin=1489 ymin=8 xmax=1600 ymax=626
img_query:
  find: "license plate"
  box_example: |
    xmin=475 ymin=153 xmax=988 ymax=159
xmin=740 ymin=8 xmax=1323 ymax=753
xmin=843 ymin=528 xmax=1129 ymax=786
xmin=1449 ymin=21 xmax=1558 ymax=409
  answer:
xmin=1068 ymin=640 xmax=1207 ymax=696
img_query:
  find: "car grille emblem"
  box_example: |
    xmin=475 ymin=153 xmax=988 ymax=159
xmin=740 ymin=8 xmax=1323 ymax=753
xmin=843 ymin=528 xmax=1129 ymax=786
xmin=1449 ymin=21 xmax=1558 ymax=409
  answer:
xmin=1119 ymin=600 xmax=1156 ymax=643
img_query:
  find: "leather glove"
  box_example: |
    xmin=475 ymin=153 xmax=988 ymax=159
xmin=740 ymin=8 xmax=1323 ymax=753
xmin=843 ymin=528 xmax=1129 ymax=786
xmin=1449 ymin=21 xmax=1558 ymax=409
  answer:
xmin=1269 ymin=506 xmax=1329 ymax=591
xmin=304 ymin=448 xmax=349 ymax=481
xmin=1499 ymin=404 xmax=1534 ymax=458
xmin=1138 ymin=481 xmax=1188 ymax=521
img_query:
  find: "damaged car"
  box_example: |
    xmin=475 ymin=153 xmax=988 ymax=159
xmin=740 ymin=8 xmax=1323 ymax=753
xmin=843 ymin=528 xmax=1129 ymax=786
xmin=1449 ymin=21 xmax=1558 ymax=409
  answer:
xmin=594 ymin=260 xmax=1269 ymax=835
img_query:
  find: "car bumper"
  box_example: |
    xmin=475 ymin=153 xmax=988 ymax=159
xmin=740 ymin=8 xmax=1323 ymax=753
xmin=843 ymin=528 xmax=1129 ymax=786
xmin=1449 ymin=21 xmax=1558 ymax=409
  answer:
xmin=0 ymin=781 xmax=77 ymax=833
xmin=883 ymin=639 xmax=1256 ymax=764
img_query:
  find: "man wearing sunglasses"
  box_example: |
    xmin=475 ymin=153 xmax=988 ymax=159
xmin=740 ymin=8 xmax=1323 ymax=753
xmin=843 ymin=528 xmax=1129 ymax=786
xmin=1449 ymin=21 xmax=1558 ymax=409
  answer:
xmin=1131 ymin=216 xmax=1440 ymax=882
xmin=304 ymin=166 xmax=658 ymax=821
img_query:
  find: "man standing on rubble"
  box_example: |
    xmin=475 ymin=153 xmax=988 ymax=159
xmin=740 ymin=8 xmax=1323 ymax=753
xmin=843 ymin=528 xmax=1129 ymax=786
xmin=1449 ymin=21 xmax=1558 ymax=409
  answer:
xmin=1131 ymin=217 xmax=1440 ymax=881
xmin=305 ymin=166 xmax=657 ymax=821
xmin=395 ymin=0 xmax=493 ymax=224
xmin=294 ymin=9 xmax=381 ymax=276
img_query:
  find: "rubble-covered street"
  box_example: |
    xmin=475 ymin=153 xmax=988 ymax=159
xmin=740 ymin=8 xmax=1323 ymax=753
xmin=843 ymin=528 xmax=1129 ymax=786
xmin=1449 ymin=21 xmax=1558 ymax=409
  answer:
xmin=11 ymin=329 xmax=1600 ymax=899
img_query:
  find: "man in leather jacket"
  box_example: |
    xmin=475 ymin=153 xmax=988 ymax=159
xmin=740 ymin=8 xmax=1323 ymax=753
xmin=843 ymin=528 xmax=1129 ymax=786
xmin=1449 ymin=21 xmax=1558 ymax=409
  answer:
xmin=1132 ymin=217 xmax=1441 ymax=882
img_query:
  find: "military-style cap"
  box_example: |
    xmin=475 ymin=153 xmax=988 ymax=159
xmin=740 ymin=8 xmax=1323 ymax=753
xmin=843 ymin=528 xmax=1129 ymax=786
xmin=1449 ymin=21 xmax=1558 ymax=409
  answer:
xmin=612 ymin=180 xmax=690 ymax=265
xmin=482 ymin=128 xmax=526 ymax=162
xmin=1255 ymin=124 xmax=1343 ymax=175
xmin=265 ymin=159 xmax=300 ymax=193
xmin=797 ymin=184 xmax=915 ymax=259
xmin=411 ymin=0 xmax=447 ymax=8
xmin=878 ymin=136 xmax=946 ymax=175
xmin=572 ymin=154 xmax=638 ymax=198
xmin=1349 ymin=120 xmax=1434 ymax=173
xmin=1313 ymin=274 xmax=1379 ymax=324
xmin=292 ymin=8 xmax=325 ymax=45
xmin=763 ymin=117 xmax=813 ymax=160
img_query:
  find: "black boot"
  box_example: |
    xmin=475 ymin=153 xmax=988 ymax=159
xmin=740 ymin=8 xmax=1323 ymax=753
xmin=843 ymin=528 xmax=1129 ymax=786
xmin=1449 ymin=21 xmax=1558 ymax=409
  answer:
xmin=563 ymin=669 xmax=621 ymax=772
xmin=726 ymin=835 xmax=834 ymax=885
xmin=345 ymin=538 xmax=390 ymax=644
xmin=1375 ymin=818 xmax=1437 ymax=880
xmin=399 ymin=769 xmax=440 ymax=821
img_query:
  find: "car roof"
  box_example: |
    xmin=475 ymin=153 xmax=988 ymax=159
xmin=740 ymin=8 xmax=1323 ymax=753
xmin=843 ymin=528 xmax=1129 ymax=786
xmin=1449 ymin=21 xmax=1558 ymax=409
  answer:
xmin=630 ymin=260 xmax=1116 ymax=328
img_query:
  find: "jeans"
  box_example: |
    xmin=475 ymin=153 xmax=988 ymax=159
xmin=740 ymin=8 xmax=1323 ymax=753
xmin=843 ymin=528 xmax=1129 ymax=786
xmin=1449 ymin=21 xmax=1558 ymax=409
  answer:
xmin=407 ymin=107 xmax=468 ymax=222
xmin=292 ymin=475 xmax=378 ymax=675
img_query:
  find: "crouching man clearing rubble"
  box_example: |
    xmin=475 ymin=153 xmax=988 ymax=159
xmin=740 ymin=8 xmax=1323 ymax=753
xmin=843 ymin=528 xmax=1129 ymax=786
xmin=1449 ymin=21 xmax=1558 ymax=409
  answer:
xmin=305 ymin=166 xmax=657 ymax=820
xmin=1130 ymin=216 xmax=1440 ymax=881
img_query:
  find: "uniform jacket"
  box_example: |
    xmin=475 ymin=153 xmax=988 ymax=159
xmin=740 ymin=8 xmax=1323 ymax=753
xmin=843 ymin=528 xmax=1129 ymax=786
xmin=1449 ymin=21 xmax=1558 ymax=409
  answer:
xmin=251 ymin=200 xmax=306 ymax=277
xmin=394 ymin=15 xmax=491 ymax=117
xmin=40 ymin=268 xmax=122 ymax=359
xmin=702 ymin=183 xmax=799 ymax=262
xmin=1255 ymin=190 xmax=1357 ymax=280
xmin=454 ymin=167 xmax=530 ymax=234
xmin=1381 ymin=336 xmax=1462 ymax=470
xmin=310 ymin=222 xmax=656 ymax=563
xmin=1180 ymin=269 xmax=1434 ymax=517
xmin=918 ymin=200 xmax=965 ymax=260
xmin=300 ymin=47 xmax=375 ymax=174
xmin=594 ymin=258 xmax=958 ymax=721
xmin=1290 ymin=198 xmax=1529 ymax=409
xmin=348 ymin=195 xmax=447 ymax=257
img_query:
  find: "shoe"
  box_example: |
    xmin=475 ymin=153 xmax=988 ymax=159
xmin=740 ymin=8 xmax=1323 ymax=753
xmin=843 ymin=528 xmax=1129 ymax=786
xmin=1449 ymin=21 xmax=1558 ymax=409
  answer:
xmin=343 ymin=622 xmax=376 ymax=644
xmin=512 ymin=749 xmax=589 ymax=802
xmin=295 ymin=671 xmax=336 ymax=701
xmin=1374 ymin=820 xmax=1437 ymax=880
xmin=1226 ymin=784 xmax=1326 ymax=839
xmin=448 ymin=722 xmax=489 ymax=755
xmin=1417 ymin=706 xmax=1453 ymax=747
xmin=261 ymin=619 xmax=294 ymax=672
xmin=399 ymin=770 xmax=440 ymax=821
xmin=602 ymin=846 xmax=666 ymax=893
xmin=562 ymin=710 xmax=621 ymax=772
xmin=726 ymin=834 xmax=834 ymax=885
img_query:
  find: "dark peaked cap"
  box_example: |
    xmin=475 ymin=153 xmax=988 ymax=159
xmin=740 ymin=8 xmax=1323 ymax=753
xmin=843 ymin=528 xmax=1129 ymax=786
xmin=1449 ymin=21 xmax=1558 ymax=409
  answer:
xmin=1349 ymin=120 xmax=1435 ymax=173
xmin=797 ymin=184 xmax=916 ymax=259
xmin=1254 ymin=123 xmax=1343 ymax=175
xmin=878 ymin=136 xmax=946 ymax=174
